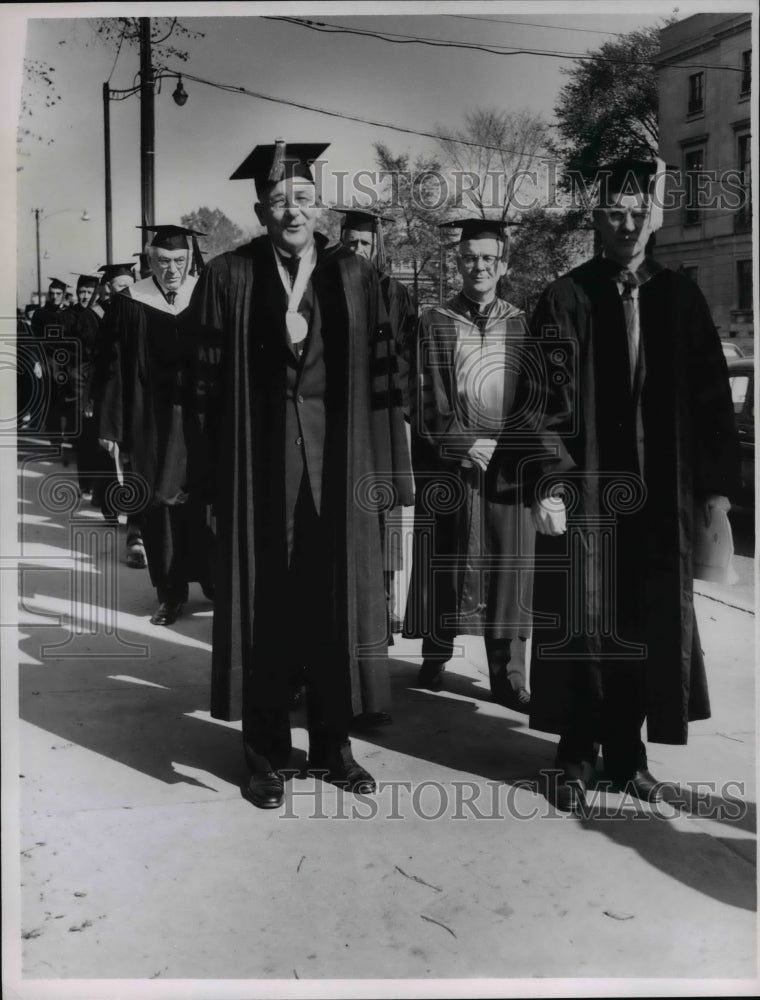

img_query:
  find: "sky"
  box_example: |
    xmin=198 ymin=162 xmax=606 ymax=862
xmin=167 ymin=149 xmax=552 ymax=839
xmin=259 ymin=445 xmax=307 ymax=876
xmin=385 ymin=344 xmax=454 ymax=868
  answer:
xmin=9 ymin=0 xmax=725 ymax=302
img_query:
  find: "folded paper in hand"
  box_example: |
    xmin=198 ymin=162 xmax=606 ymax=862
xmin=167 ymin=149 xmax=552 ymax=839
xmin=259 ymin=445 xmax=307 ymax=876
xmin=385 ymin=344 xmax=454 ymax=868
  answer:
xmin=693 ymin=506 xmax=738 ymax=585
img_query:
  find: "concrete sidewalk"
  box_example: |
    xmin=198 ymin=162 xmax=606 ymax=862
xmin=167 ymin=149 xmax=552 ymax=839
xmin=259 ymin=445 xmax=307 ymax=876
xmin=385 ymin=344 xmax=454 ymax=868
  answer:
xmin=10 ymin=444 xmax=758 ymax=986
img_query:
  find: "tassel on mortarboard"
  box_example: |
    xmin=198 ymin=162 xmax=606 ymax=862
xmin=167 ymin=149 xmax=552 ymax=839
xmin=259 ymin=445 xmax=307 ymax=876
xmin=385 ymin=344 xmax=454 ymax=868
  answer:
xmin=190 ymin=235 xmax=204 ymax=277
xmin=374 ymin=219 xmax=387 ymax=273
xmin=268 ymin=139 xmax=287 ymax=185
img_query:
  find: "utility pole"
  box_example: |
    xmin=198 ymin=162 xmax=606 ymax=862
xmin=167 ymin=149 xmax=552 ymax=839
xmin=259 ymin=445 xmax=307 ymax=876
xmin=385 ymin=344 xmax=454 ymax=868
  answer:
xmin=102 ymin=83 xmax=113 ymax=265
xmin=33 ymin=208 xmax=42 ymax=305
xmin=139 ymin=17 xmax=155 ymax=246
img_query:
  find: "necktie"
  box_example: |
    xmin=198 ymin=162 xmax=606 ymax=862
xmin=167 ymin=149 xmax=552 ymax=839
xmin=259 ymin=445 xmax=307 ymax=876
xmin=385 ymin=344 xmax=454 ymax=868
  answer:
xmin=166 ymin=291 xmax=176 ymax=306
xmin=617 ymin=270 xmax=640 ymax=389
xmin=280 ymin=253 xmax=300 ymax=287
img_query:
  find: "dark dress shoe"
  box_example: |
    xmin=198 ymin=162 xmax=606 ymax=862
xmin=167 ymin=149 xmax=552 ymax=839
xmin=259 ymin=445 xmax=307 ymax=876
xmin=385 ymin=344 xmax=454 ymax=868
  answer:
xmin=243 ymin=771 xmax=285 ymax=809
xmin=607 ymin=768 xmax=664 ymax=803
xmin=417 ymin=660 xmax=446 ymax=691
xmin=351 ymin=711 xmax=393 ymax=731
xmin=308 ymin=742 xmax=377 ymax=794
xmin=552 ymin=760 xmax=594 ymax=813
xmin=150 ymin=601 xmax=183 ymax=626
xmin=126 ymin=541 xmax=147 ymax=569
xmin=491 ymin=685 xmax=531 ymax=713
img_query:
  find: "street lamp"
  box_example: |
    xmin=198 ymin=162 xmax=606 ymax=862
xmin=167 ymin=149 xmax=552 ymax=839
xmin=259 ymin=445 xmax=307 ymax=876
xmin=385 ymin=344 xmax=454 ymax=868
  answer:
xmin=102 ymin=22 xmax=190 ymax=263
xmin=32 ymin=208 xmax=90 ymax=306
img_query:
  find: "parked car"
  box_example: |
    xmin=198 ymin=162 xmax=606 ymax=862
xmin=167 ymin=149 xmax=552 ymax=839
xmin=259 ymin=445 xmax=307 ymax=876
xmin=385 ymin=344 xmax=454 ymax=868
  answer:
xmin=722 ymin=341 xmax=744 ymax=360
xmin=727 ymin=356 xmax=754 ymax=504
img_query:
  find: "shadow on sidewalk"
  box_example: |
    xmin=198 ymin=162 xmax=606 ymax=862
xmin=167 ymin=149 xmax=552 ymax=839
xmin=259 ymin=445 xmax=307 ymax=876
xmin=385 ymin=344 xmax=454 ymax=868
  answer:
xmin=16 ymin=452 xmax=758 ymax=914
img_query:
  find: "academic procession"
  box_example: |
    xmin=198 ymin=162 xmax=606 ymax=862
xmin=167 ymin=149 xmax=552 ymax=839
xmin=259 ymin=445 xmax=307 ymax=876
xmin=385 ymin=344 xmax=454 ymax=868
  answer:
xmin=11 ymin=7 xmax=756 ymax=991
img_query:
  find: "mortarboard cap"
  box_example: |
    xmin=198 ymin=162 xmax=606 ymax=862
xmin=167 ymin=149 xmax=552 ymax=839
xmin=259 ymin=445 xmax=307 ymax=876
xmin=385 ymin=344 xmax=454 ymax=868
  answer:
xmin=439 ymin=218 xmax=508 ymax=242
xmin=334 ymin=206 xmax=393 ymax=270
xmin=333 ymin=206 xmax=393 ymax=233
xmin=72 ymin=273 xmax=99 ymax=290
xmin=48 ymin=277 xmax=68 ymax=292
xmin=230 ymin=140 xmax=330 ymax=194
xmin=139 ymin=224 xmax=206 ymax=275
xmin=439 ymin=218 xmax=510 ymax=264
xmin=139 ymin=224 xmax=205 ymax=251
xmin=98 ymin=263 xmax=136 ymax=283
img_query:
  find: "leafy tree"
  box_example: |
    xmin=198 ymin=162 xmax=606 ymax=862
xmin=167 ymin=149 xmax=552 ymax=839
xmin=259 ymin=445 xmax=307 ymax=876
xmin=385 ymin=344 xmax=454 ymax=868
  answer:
xmin=18 ymin=18 xmax=204 ymax=166
xmin=373 ymin=143 xmax=455 ymax=306
xmin=554 ymin=24 xmax=664 ymax=179
xmin=505 ymin=207 xmax=591 ymax=315
xmin=435 ymin=107 xmax=554 ymax=221
xmin=180 ymin=207 xmax=248 ymax=260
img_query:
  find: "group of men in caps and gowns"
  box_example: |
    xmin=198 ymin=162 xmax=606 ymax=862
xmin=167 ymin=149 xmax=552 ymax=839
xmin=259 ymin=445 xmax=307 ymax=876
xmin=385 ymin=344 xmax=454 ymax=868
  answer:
xmin=97 ymin=225 xmax=215 ymax=625
xmin=26 ymin=141 xmax=736 ymax=818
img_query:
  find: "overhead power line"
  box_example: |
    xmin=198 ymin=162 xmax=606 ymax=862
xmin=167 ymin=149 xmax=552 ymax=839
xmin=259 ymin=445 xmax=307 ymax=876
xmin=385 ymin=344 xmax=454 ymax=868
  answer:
xmin=168 ymin=67 xmax=557 ymax=160
xmin=448 ymin=14 xmax=627 ymax=36
xmin=266 ymin=16 xmax=745 ymax=73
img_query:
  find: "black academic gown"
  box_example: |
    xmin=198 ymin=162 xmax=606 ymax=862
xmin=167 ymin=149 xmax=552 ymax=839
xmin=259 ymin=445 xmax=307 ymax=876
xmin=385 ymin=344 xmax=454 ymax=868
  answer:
xmin=403 ymin=293 xmax=535 ymax=645
xmin=525 ymin=255 xmax=739 ymax=746
xmin=31 ymin=303 xmax=77 ymax=435
xmin=97 ymin=278 xmax=213 ymax=593
xmin=378 ymin=273 xmax=416 ymax=579
xmin=187 ymin=233 xmax=413 ymax=724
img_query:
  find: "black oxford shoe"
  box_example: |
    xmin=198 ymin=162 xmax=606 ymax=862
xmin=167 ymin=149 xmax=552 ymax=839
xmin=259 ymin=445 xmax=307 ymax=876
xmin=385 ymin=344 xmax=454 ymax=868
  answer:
xmin=150 ymin=601 xmax=183 ymax=626
xmin=552 ymin=760 xmax=594 ymax=813
xmin=243 ymin=771 xmax=285 ymax=809
xmin=417 ymin=660 xmax=446 ymax=691
xmin=492 ymin=684 xmax=531 ymax=713
xmin=308 ymin=742 xmax=377 ymax=794
xmin=607 ymin=768 xmax=664 ymax=803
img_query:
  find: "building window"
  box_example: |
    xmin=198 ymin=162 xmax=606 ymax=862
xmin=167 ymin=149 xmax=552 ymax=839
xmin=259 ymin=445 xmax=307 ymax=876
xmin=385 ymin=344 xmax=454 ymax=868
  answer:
xmin=688 ymin=72 xmax=704 ymax=113
xmin=740 ymin=50 xmax=751 ymax=94
xmin=737 ymin=260 xmax=753 ymax=311
xmin=684 ymin=148 xmax=704 ymax=226
xmin=682 ymin=265 xmax=699 ymax=284
xmin=737 ymin=133 xmax=752 ymax=229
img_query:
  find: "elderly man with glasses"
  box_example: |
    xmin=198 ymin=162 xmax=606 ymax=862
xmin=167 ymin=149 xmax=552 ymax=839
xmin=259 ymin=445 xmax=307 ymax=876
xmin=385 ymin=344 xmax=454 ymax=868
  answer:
xmin=404 ymin=218 xmax=535 ymax=713
xmin=97 ymin=226 xmax=215 ymax=627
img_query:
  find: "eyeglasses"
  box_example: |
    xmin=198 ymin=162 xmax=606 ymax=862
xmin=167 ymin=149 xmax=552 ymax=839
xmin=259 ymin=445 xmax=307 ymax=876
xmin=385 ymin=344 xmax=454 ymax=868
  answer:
xmin=598 ymin=208 xmax=649 ymax=227
xmin=459 ymin=254 xmax=499 ymax=269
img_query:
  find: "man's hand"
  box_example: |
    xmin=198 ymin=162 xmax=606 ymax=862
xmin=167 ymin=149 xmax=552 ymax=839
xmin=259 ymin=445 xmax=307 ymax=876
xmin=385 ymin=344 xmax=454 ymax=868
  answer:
xmin=703 ymin=494 xmax=731 ymax=526
xmin=531 ymin=495 xmax=567 ymax=535
xmin=467 ymin=438 xmax=497 ymax=472
xmin=98 ymin=438 xmax=117 ymax=456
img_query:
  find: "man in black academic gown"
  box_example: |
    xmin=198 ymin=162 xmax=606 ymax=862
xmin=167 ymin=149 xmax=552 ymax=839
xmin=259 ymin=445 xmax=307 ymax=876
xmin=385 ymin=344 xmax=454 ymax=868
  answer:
xmin=97 ymin=226 xmax=214 ymax=626
xmin=32 ymin=277 xmax=77 ymax=456
xmin=404 ymin=218 xmax=534 ymax=713
xmin=87 ymin=263 xmax=147 ymax=568
xmin=525 ymin=158 xmax=739 ymax=811
xmin=188 ymin=141 xmax=413 ymax=809
xmin=336 ymin=206 xmax=416 ymax=645
xmin=68 ymin=273 xmax=100 ymax=495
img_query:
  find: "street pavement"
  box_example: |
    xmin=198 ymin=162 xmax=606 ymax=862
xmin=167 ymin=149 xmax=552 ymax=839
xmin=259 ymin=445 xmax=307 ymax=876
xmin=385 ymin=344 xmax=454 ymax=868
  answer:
xmin=7 ymin=441 xmax=758 ymax=989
